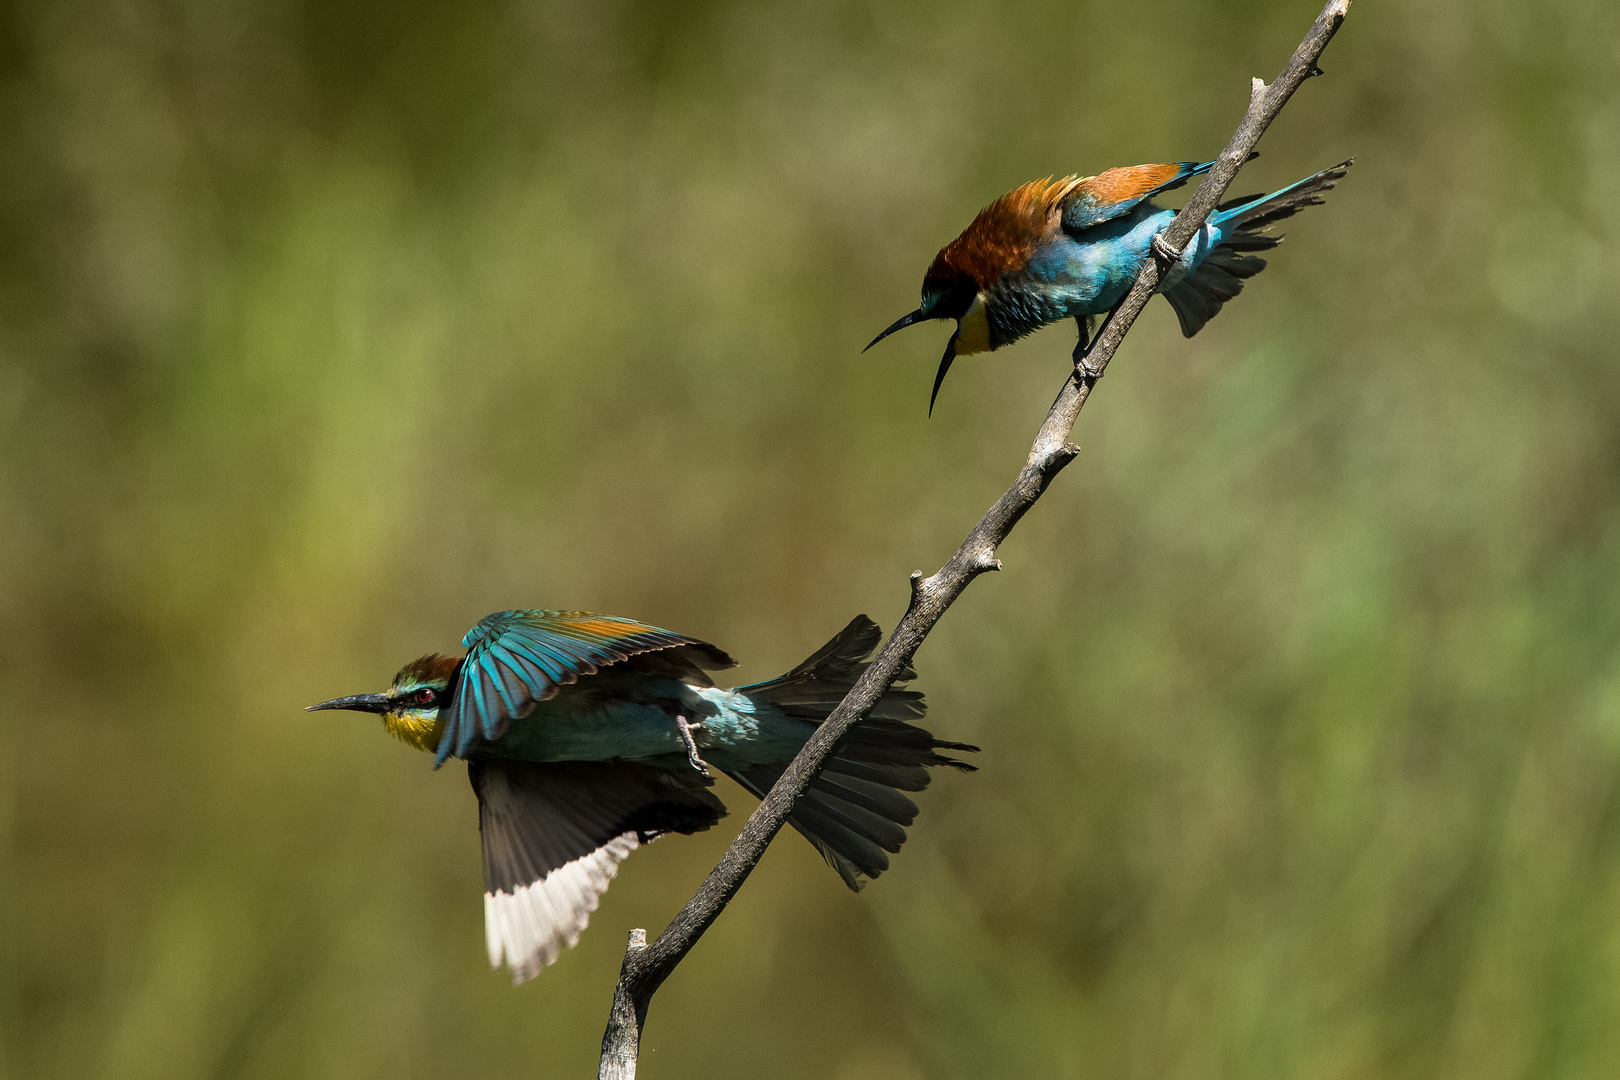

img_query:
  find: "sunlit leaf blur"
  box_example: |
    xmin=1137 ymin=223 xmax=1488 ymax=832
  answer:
xmin=5 ymin=0 xmax=1619 ymax=1076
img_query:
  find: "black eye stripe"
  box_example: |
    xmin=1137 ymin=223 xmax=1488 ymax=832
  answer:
xmin=922 ymin=277 xmax=978 ymax=320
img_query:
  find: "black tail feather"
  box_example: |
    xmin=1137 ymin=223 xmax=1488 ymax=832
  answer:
xmin=813 ymin=770 xmax=921 ymax=824
xmin=796 ymin=787 xmax=910 ymax=855
xmin=737 ymin=616 xmax=925 ymax=722
xmin=822 ymin=756 xmax=931 ymax=791
xmin=729 ymin=615 xmax=977 ymax=890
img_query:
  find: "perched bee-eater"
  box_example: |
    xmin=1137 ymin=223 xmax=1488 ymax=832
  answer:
xmin=867 ymin=156 xmax=1354 ymax=412
xmin=309 ymin=611 xmax=974 ymax=983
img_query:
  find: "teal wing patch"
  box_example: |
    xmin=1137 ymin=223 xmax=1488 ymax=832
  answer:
xmin=435 ymin=611 xmax=734 ymax=766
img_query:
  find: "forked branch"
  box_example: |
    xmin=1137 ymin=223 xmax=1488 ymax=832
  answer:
xmin=599 ymin=3 xmax=1353 ymax=1074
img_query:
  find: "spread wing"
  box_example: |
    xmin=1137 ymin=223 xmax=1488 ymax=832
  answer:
xmin=1060 ymin=160 xmax=1212 ymax=233
xmin=434 ymin=610 xmax=736 ymax=766
xmin=471 ymin=758 xmax=726 ymax=983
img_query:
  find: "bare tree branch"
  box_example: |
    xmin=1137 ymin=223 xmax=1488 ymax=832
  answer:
xmin=598 ymin=3 xmax=1352 ymax=1074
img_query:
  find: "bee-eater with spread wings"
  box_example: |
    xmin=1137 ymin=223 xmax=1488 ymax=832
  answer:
xmin=309 ymin=612 xmax=974 ymax=983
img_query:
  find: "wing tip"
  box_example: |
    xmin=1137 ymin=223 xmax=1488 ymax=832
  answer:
xmin=483 ymin=843 xmax=638 ymax=985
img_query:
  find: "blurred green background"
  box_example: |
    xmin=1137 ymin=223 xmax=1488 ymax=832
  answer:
xmin=4 ymin=0 xmax=1619 ymax=1076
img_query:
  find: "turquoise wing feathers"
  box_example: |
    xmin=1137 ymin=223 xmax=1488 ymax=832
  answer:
xmin=435 ymin=611 xmax=715 ymax=766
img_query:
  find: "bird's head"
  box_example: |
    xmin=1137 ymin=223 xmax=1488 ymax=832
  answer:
xmin=307 ymin=653 xmax=460 ymax=753
xmin=865 ymin=261 xmax=984 ymax=415
xmin=865 ymin=177 xmax=1065 ymax=413
xmin=864 ymin=263 xmax=979 ymax=349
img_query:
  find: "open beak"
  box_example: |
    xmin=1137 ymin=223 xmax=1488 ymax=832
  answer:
xmin=863 ymin=308 xmax=928 ymax=353
xmin=306 ymin=692 xmax=391 ymax=714
xmin=928 ymin=337 xmax=958 ymax=417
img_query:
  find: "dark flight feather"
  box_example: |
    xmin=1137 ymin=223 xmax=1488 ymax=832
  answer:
xmin=471 ymin=757 xmax=725 ymax=983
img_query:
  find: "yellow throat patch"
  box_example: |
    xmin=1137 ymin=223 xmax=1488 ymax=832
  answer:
xmin=955 ymin=293 xmax=992 ymax=356
xmin=383 ymin=710 xmax=445 ymax=754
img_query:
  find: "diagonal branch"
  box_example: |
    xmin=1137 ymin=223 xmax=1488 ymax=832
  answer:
xmin=598 ymin=3 xmax=1352 ymax=1074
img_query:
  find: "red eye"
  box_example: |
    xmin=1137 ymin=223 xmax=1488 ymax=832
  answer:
xmin=415 ymin=689 xmax=436 ymax=705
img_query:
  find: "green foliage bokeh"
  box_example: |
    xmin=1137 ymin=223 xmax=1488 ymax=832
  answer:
xmin=4 ymin=0 xmax=1620 ymax=1077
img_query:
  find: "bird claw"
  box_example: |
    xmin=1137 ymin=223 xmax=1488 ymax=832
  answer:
xmin=1073 ymin=317 xmax=1103 ymax=380
xmin=674 ymin=715 xmax=710 ymax=776
xmin=1151 ymin=232 xmax=1183 ymax=264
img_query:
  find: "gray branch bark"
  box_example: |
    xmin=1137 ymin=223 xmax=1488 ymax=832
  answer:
xmin=598 ymin=3 xmax=1352 ymax=1074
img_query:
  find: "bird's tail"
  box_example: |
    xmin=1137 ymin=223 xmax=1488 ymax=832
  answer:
xmin=1162 ymin=158 xmax=1353 ymax=337
xmin=726 ymin=616 xmax=977 ymax=891
xmin=1212 ymin=158 xmax=1354 ymax=232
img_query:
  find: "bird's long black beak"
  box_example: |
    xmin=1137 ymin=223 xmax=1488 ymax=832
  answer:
xmin=306 ymin=692 xmax=391 ymax=714
xmin=864 ymin=308 xmax=927 ymax=353
xmin=928 ymin=337 xmax=958 ymax=417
